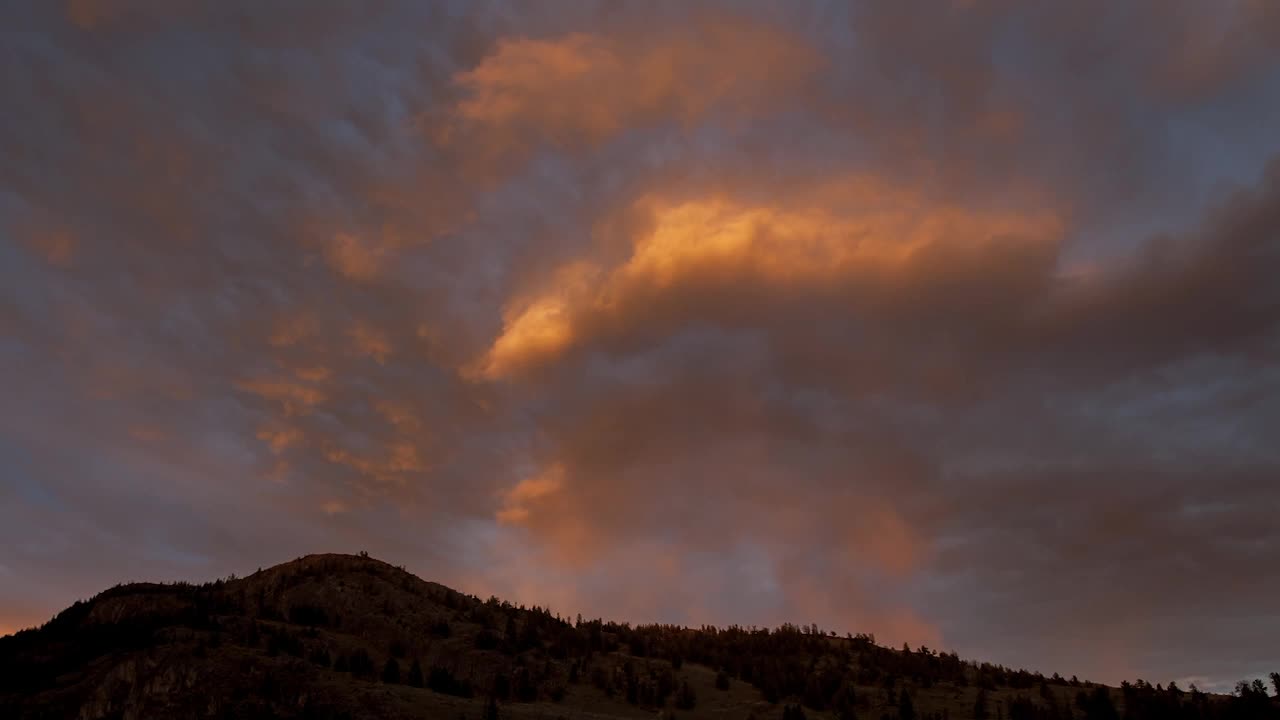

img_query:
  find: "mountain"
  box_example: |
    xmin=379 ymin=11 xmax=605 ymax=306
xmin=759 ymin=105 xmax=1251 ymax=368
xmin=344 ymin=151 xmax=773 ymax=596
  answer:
xmin=1 ymin=553 xmax=1276 ymax=720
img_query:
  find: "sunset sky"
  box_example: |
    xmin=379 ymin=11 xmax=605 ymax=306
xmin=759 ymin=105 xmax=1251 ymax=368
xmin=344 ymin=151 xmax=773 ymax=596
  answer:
xmin=2 ymin=0 xmax=1279 ymax=692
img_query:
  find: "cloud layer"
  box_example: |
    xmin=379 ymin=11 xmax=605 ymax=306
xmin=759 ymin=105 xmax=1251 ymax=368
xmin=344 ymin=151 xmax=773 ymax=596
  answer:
xmin=2 ymin=0 xmax=1279 ymax=691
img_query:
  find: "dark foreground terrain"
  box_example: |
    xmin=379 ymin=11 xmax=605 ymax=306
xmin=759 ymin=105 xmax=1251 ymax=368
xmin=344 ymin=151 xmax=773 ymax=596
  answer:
xmin=1 ymin=553 xmax=1276 ymax=719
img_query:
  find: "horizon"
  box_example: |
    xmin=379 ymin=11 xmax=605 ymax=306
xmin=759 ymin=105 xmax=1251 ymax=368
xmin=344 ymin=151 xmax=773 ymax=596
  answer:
xmin=2 ymin=0 xmax=1279 ymax=698
xmin=0 ymin=550 xmax=1266 ymax=695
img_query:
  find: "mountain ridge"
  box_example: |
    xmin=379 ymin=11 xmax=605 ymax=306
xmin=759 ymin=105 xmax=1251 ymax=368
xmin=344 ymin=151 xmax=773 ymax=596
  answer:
xmin=2 ymin=553 xmax=1276 ymax=720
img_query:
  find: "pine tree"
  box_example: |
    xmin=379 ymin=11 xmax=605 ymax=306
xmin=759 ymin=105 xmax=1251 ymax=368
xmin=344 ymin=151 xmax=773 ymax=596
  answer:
xmin=833 ymin=681 xmax=858 ymax=720
xmin=899 ymin=690 xmax=916 ymax=720
xmin=716 ymin=669 xmax=731 ymax=691
xmin=783 ymin=704 xmax=808 ymax=720
xmin=675 ymin=679 xmax=697 ymax=710
xmin=382 ymin=658 xmax=401 ymax=684
xmin=974 ymin=688 xmax=990 ymax=720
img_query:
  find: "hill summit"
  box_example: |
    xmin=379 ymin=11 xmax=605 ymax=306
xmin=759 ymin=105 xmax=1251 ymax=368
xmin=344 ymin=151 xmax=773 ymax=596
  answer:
xmin=1 ymin=553 xmax=1276 ymax=719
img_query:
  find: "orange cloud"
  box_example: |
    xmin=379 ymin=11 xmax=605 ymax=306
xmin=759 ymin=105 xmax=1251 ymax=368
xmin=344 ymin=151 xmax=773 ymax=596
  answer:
xmin=442 ymin=17 xmax=822 ymax=168
xmin=324 ymin=232 xmax=381 ymax=281
xmin=268 ymin=314 xmax=317 ymax=348
xmin=256 ymin=425 xmax=303 ymax=454
xmin=474 ymin=262 xmax=598 ymax=379
xmin=496 ymin=463 xmax=565 ymax=525
xmin=349 ymin=322 xmax=392 ymax=363
xmin=236 ymin=378 xmax=325 ymax=416
xmin=26 ymin=229 xmax=76 ymax=266
xmin=376 ymin=400 xmax=423 ymax=433
xmin=292 ymin=366 xmax=331 ymax=383
xmin=842 ymin=503 xmax=924 ymax=578
xmin=320 ymin=499 xmax=348 ymax=516
xmin=322 ymin=439 xmax=426 ymax=489
xmin=385 ymin=441 xmax=425 ymax=474
xmin=474 ymin=180 xmax=1062 ymax=378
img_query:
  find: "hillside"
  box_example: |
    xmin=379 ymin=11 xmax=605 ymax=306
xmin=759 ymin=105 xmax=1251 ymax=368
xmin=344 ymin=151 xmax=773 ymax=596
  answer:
xmin=1 ymin=553 xmax=1275 ymax=720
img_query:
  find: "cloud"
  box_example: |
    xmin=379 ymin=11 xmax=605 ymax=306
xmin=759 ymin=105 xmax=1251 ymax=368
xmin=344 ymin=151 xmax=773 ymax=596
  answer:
xmin=496 ymin=463 xmax=565 ymax=525
xmin=256 ymin=426 xmax=303 ymax=454
xmin=236 ymin=378 xmax=326 ymax=417
xmin=348 ymin=322 xmax=393 ymax=364
xmin=324 ymin=233 xmax=382 ymax=281
xmin=473 ymin=179 xmax=1064 ymax=379
xmin=1 ymin=0 xmax=1279 ymax=691
xmin=22 ymin=228 xmax=77 ymax=267
xmin=437 ymin=15 xmax=822 ymax=177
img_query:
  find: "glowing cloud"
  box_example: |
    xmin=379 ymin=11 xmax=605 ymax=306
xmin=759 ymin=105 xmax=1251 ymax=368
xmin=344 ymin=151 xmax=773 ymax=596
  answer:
xmin=256 ymin=426 xmax=303 ymax=454
xmin=324 ymin=232 xmax=381 ymax=282
xmin=268 ymin=314 xmax=318 ymax=349
xmin=443 ymin=18 xmax=822 ymax=168
xmin=236 ymin=378 xmax=325 ymax=416
xmin=475 ymin=180 xmax=1062 ymax=378
xmin=348 ymin=322 xmax=392 ymax=364
xmin=497 ymin=463 xmax=566 ymax=525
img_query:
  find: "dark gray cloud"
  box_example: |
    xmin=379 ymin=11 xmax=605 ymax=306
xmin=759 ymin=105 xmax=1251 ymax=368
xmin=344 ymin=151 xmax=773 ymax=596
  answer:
xmin=1 ymin=0 xmax=1278 ymax=691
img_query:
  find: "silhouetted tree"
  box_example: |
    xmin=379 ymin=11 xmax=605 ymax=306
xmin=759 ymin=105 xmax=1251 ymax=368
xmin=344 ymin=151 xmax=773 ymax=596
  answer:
xmin=832 ymin=681 xmax=858 ymax=720
xmin=308 ymin=646 xmax=332 ymax=668
xmin=899 ymin=689 xmax=916 ymax=720
xmin=348 ymin=648 xmax=375 ymax=678
xmin=382 ymin=658 xmax=401 ymax=684
xmin=675 ymin=679 xmax=697 ymax=710
xmin=1231 ymin=679 xmax=1275 ymax=718
xmin=1008 ymin=696 xmax=1036 ymax=720
xmin=974 ymin=689 xmax=990 ymax=720
xmin=428 ymin=665 xmax=474 ymax=697
xmin=1271 ymin=671 xmax=1280 ymax=699
xmin=475 ymin=629 xmax=501 ymax=650
xmin=1076 ymin=686 xmax=1118 ymax=720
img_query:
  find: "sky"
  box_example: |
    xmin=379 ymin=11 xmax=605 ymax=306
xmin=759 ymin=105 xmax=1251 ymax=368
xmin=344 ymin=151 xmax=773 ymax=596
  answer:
xmin=2 ymin=0 xmax=1279 ymax=692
